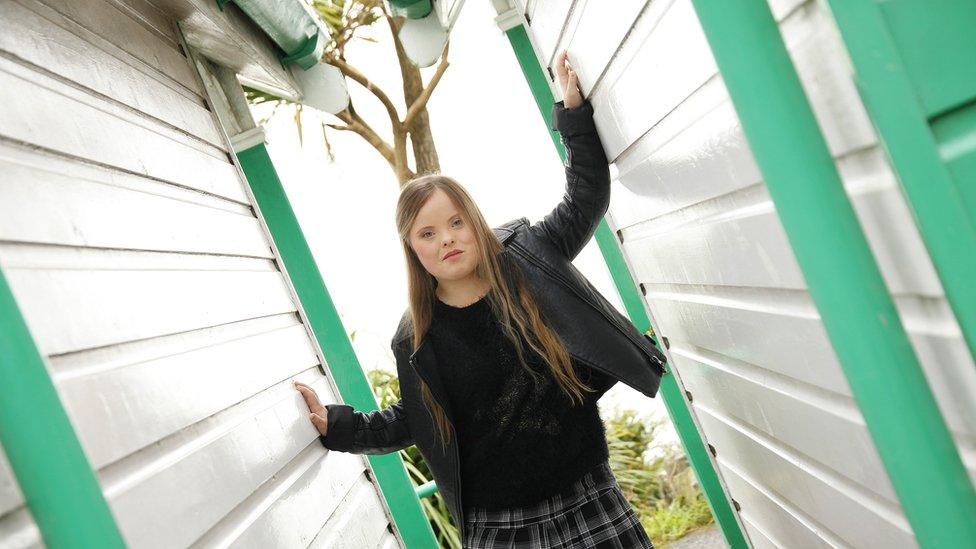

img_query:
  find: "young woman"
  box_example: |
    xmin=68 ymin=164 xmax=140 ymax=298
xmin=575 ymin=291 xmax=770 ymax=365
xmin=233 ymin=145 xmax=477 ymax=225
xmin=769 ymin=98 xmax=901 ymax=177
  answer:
xmin=294 ymin=50 xmax=665 ymax=548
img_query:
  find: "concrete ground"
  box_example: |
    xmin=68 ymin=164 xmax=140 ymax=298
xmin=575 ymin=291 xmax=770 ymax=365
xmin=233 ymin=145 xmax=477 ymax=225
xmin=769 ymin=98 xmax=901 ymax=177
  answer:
xmin=660 ymin=524 xmax=725 ymax=549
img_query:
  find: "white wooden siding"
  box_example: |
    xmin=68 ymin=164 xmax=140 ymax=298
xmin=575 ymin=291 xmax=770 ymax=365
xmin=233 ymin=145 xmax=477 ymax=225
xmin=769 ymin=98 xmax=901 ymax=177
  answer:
xmin=1 ymin=0 xmax=224 ymax=149
xmin=0 ymin=0 xmax=401 ymax=547
xmin=520 ymin=0 xmax=976 ymax=547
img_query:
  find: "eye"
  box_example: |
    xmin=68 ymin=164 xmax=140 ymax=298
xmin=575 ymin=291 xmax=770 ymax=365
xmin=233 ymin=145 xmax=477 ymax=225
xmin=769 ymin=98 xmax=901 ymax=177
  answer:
xmin=419 ymin=218 xmax=461 ymax=239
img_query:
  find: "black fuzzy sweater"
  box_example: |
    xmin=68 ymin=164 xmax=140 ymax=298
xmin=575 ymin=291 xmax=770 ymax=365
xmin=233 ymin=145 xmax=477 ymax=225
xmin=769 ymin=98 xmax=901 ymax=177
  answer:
xmin=428 ymin=289 xmax=612 ymax=510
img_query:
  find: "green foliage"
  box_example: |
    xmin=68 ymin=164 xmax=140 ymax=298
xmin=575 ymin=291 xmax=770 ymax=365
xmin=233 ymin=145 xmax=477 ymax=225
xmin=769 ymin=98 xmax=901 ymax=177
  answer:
xmin=604 ymin=408 xmax=715 ymax=544
xmin=310 ymin=0 xmax=383 ymax=35
xmin=312 ymin=0 xmax=346 ymax=30
xmin=642 ymin=495 xmax=715 ymax=545
xmin=366 ymin=370 xmax=713 ymax=548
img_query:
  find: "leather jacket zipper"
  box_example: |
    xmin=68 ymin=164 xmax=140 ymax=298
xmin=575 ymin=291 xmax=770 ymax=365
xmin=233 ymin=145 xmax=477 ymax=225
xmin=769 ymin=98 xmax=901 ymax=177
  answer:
xmin=408 ymin=348 xmax=466 ymax=538
xmin=509 ymin=241 xmax=666 ymax=375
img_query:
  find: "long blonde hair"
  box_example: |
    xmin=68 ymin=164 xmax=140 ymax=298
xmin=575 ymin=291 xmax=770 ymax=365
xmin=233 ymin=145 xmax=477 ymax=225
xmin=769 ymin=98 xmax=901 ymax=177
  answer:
xmin=395 ymin=174 xmax=596 ymax=449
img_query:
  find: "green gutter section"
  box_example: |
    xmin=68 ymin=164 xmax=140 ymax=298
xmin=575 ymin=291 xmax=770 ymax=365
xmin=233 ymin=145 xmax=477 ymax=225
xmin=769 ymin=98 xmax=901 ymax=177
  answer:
xmin=688 ymin=1 xmax=976 ymax=546
xmin=234 ymin=143 xmax=437 ymax=548
xmin=0 ymin=269 xmax=125 ymax=548
xmin=504 ymin=23 xmax=749 ymax=549
xmin=388 ymin=0 xmax=433 ymax=19
xmin=216 ymin=0 xmax=326 ymax=69
xmin=823 ymin=1 xmax=976 ymax=365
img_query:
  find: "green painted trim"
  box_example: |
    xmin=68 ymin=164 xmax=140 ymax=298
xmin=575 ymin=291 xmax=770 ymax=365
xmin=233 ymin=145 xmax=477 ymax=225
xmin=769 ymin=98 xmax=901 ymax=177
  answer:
xmin=279 ymin=31 xmax=320 ymax=71
xmin=235 ymin=143 xmax=437 ymax=548
xmin=388 ymin=0 xmax=433 ymax=19
xmin=0 ymin=269 xmax=125 ymax=548
xmin=219 ymin=0 xmax=326 ymax=70
xmin=824 ymin=0 xmax=976 ymax=366
xmin=505 ymin=25 xmax=563 ymax=152
xmin=689 ymin=1 xmax=976 ymax=546
xmin=504 ymin=23 xmax=749 ymax=549
xmin=415 ymin=480 xmax=437 ymax=500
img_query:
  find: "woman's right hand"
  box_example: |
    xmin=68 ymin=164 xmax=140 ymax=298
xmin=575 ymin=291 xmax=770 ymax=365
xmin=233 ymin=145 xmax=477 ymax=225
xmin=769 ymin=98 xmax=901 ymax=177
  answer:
xmin=556 ymin=49 xmax=583 ymax=109
xmin=294 ymin=380 xmax=329 ymax=437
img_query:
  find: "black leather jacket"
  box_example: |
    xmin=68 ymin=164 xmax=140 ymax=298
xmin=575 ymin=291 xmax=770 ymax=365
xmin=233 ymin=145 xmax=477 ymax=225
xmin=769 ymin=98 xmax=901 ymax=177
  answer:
xmin=320 ymin=99 xmax=668 ymax=539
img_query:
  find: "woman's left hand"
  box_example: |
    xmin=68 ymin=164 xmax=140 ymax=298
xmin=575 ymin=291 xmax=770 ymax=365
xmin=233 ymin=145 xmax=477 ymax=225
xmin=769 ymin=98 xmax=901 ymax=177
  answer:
xmin=556 ymin=50 xmax=583 ymax=109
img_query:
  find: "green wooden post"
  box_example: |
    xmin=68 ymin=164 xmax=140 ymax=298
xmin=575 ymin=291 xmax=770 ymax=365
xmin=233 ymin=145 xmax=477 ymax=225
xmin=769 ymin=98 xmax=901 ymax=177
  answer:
xmin=235 ymin=140 xmax=438 ymax=548
xmin=0 ymin=268 xmax=126 ymax=548
xmin=689 ymin=1 xmax=976 ymax=546
xmin=503 ymin=22 xmax=750 ymax=549
xmin=825 ymin=0 xmax=976 ymax=364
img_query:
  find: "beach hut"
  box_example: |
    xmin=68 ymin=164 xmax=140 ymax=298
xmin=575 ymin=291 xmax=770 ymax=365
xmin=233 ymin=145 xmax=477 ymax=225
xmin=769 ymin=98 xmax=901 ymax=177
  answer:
xmin=1 ymin=0 xmax=974 ymax=547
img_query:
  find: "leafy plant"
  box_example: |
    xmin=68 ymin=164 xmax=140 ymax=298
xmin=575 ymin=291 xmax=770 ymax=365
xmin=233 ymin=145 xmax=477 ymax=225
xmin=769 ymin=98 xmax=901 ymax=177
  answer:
xmin=604 ymin=408 xmax=716 ymax=544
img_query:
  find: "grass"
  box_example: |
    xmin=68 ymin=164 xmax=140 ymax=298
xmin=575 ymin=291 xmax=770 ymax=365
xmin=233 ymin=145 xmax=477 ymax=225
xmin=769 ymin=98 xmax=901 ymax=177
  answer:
xmin=642 ymin=494 xmax=715 ymax=543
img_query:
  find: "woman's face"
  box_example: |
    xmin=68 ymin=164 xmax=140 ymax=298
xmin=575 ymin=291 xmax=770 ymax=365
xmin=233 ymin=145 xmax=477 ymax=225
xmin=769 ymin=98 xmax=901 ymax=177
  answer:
xmin=408 ymin=188 xmax=481 ymax=283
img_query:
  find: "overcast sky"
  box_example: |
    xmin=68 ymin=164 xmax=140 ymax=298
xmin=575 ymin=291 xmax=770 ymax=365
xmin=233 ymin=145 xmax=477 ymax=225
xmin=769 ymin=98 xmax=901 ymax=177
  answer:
xmin=253 ymin=0 xmax=673 ymax=437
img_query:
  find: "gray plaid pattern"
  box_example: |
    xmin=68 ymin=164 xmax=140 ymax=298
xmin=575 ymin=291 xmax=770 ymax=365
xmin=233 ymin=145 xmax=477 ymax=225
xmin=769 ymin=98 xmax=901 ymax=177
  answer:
xmin=463 ymin=461 xmax=654 ymax=548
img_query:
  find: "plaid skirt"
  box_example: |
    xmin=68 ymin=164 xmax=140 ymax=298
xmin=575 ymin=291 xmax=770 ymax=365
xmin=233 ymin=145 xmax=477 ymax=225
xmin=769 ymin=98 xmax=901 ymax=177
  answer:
xmin=462 ymin=460 xmax=654 ymax=548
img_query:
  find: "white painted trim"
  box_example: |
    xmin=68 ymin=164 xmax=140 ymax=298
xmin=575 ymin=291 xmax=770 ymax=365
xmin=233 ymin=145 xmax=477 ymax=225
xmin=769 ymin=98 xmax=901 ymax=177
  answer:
xmin=231 ymin=127 xmax=267 ymax=153
xmin=494 ymin=8 xmax=523 ymax=32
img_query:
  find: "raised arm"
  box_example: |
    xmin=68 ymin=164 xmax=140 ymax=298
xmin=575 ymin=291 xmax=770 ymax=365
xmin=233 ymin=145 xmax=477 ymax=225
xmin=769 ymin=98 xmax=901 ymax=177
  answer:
xmin=529 ymin=98 xmax=611 ymax=261
xmin=529 ymin=51 xmax=611 ymax=261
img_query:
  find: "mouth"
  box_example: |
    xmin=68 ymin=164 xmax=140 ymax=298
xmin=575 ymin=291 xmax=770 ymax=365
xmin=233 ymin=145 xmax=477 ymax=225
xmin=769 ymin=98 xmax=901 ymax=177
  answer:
xmin=443 ymin=250 xmax=463 ymax=260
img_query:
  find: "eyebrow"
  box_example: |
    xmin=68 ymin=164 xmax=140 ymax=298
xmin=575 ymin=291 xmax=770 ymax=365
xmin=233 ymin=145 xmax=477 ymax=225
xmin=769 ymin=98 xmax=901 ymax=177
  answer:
xmin=415 ymin=213 xmax=461 ymax=233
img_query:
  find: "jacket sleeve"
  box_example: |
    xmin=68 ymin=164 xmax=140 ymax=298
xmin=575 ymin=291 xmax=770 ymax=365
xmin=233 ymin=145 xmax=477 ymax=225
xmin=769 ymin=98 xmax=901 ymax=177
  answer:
xmin=575 ymin=358 xmax=619 ymax=402
xmin=530 ymin=98 xmax=611 ymax=262
xmin=319 ymin=398 xmax=414 ymax=455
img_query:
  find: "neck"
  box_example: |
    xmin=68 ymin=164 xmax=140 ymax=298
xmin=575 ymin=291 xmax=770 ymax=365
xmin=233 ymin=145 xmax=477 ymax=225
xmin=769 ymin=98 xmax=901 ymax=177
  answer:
xmin=436 ymin=277 xmax=491 ymax=306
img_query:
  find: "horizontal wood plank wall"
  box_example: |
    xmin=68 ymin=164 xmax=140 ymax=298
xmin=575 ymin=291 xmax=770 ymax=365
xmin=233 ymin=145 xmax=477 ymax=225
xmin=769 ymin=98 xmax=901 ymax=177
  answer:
xmin=0 ymin=0 xmax=398 ymax=547
xmin=521 ymin=0 xmax=975 ymax=546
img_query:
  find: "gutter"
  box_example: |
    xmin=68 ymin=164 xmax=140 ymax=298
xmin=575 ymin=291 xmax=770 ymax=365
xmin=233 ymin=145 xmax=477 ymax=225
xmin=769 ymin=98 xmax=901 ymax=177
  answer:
xmin=215 ymin=0 xmax=349 ymax=113
xmin=217 ymin=0 xmax=326 ymax=69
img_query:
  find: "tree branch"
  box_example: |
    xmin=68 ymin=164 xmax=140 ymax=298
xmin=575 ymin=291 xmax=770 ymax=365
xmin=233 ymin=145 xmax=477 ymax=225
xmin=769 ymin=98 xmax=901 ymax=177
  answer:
xmin=383 ymin=5 xmax=404 ymax=36
xmin=403 ymin=40 xmax=450 ymax=130
xmin=332 ymin=109 xmax=396 ymax=166
xmin=328 ymin=56 xmax=402 ymax=131
xmin=322 ymin=0 xmax=383 ymax=58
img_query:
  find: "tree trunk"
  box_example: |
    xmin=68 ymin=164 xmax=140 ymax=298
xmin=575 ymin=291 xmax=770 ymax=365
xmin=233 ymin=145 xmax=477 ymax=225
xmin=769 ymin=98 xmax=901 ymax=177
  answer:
xmin=393 ymin=129 xmax=413 ymax=185
xmin=306 ymin=8 xmax=446 ymax=188
xmin=409 ymin=121 xmax=439 ymax=176
xmin=390 ymin=19 xmax=441 ymax=178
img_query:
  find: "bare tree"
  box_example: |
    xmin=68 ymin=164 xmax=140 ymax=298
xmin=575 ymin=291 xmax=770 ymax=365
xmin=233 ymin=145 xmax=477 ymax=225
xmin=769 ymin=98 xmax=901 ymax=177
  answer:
xmin=248 ymin=0 xmax=450 ymax=186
